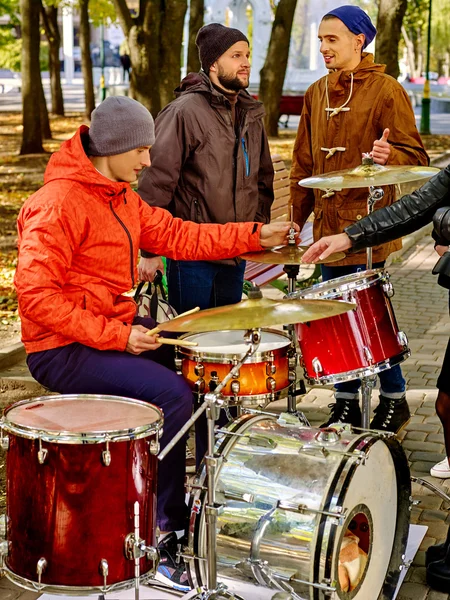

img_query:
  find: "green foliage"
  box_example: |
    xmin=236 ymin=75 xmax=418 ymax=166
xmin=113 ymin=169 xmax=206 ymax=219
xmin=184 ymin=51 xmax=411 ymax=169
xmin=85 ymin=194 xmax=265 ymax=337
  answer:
xmin=0 ymin=28 xmax=20 ymax=70
xmin=88 ymin=0 xmax=117 ymax=27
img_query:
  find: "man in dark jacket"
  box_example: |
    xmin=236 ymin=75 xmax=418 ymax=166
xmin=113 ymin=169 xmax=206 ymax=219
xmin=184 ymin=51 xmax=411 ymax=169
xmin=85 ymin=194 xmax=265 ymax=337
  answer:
xmin=137 ymin=23 xmax=274 ymax=312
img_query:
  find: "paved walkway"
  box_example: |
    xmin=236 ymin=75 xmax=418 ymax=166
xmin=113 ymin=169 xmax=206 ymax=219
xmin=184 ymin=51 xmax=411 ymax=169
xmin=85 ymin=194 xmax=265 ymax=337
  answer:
xmin=0 ymin=233 xmax=450 ymax=599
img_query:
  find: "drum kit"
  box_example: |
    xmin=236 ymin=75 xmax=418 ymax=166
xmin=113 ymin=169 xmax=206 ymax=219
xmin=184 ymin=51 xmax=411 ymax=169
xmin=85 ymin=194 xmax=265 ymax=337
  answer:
xmin=0 ymin=159 xmax=447 ymax=600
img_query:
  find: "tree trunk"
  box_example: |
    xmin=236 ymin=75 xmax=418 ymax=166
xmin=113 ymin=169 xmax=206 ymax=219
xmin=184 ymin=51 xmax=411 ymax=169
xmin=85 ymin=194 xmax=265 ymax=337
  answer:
xmin=259 ymin=0 xmax=298 ymax=137
xmin=79 ymin=0 xmax=95 ymax=117
xmin=401 ymin=25 xmax=416 ymax=79
xmin=39 ymin=77 xmax=52 ymax=139
xmin=187 ymin=0 xmax=204 ymax=73
xmin=20 ymin=0 xmax=44 ymax=154
xmin=375 ymin=0 xmax=407 ymax=79
xmin=159 ymin=0 xmax=188 ymax=108
xmin=113 ymin=0 xmax=187 ymax=115
xmin=41 ymin=3 xmax=64 ymax=115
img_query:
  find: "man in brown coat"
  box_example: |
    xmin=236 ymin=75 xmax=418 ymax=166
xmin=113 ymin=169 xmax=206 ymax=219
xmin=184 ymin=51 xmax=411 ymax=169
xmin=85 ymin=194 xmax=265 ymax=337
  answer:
xmin=137 ymin=23 xmax=274 ymax=311
xmin=290 ymin=5 xmax=429 ymax=434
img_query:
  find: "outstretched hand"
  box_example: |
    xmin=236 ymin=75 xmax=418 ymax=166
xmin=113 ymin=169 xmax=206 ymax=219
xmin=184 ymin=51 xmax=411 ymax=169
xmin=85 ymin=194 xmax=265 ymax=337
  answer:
xmin=371 ymin=128 xmax=391 ymax=165
xmin=260 ymin=221 xmax=300 ymax=247
xmin=301 ymin=233 xmax=352 ymax=263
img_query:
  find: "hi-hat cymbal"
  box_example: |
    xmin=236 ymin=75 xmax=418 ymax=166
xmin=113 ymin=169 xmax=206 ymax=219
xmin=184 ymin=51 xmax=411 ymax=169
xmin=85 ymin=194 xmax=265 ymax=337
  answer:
xmin=241 ymin=245 xmax=345 ymax=264
xmin=157 ymin=297 xmax=355 ymax=332
xmin=300 ymin=164 xmax=439 ymax=191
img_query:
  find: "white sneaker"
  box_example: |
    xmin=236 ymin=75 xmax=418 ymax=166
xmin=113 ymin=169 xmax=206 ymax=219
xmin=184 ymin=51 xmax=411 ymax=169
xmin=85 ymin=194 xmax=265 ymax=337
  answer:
xmin=430 ymin=457 xmax=450 ymax=479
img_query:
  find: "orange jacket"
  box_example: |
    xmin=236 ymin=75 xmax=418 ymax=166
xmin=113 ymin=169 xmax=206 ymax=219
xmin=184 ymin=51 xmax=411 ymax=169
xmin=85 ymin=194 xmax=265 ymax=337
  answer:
xmin=15 ymin=126 xmax=264 ymax=353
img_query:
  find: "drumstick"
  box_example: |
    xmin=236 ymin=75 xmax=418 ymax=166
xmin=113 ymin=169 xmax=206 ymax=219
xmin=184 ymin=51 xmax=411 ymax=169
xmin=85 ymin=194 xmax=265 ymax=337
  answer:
xmin=154 ymin=337 xmax=198 ymax=348
xmin=145 ymin=306 xmax=201 ymax=336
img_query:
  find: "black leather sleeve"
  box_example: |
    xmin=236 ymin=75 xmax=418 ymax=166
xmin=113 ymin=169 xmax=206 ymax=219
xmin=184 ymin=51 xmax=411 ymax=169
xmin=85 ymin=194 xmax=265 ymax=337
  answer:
xmin=345 ymin=165 xmax=450 ymax=251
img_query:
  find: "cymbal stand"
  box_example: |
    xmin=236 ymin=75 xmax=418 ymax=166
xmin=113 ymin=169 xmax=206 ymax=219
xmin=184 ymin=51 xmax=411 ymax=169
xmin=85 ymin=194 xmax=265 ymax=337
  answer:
xmin=360 ymin=183 xmax=384 ymax=427
xmin=159 ymin=329 xmax=263 ymax=600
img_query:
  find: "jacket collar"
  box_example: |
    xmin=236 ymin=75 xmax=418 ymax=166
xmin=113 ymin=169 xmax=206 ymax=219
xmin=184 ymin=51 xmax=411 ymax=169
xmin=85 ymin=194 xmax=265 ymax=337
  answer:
xmin=326 ymin=53 xmax=386 ymax=91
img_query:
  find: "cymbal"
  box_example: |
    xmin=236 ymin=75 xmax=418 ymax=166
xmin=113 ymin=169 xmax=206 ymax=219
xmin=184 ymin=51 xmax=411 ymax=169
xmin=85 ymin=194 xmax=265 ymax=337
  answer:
xmin=300 ymin=164 xmax=439 ymax=191
xmin=157 ymin=297 xmax=355 ymax=332
xmin=241 ymin=244 xmax=345 ymax=264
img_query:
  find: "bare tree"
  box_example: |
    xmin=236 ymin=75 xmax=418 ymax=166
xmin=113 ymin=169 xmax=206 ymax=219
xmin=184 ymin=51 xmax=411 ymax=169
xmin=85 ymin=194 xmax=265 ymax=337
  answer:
xmin=40 ymin=1 xmax=64 ymax=115
xmin=187 ymin=0 xmax=204 ymax=73
xmin=375 ymin=0 xmax=407 ymax=79
xmin=79 ymin=0 xmax=95 ymax=117
xmin=259 ymin=0 xmax=298 ymax=137
xmin=113 ymin=0 xmax=188 ymax=114
xmin=20 ymin=0 xmax=45 ymax=153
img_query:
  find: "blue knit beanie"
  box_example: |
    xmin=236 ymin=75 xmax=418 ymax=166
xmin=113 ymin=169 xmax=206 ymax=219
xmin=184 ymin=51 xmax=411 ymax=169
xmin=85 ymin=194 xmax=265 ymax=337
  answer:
xmin=324 ymin=5 xmax=377 ymax=49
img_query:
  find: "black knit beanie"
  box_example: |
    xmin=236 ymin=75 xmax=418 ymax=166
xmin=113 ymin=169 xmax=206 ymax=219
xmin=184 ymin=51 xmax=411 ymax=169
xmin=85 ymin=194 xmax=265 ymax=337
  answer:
xmin=196 ymin=23 xmax=249 ymax=74
xmin=89 ymin=96 xmax=155 ymax=157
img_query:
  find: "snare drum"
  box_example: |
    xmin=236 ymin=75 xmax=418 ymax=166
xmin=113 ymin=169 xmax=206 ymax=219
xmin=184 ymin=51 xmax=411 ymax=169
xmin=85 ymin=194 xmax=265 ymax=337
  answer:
xmin=187 ymin=414 xmax=410 ymax=599
xmin=289 ymin=269 xmax=410 ymax=384
xmin=0 ymin=394 xmax=163 ymax=594
xmin=176 ymin=329 xmax=294 ymax=405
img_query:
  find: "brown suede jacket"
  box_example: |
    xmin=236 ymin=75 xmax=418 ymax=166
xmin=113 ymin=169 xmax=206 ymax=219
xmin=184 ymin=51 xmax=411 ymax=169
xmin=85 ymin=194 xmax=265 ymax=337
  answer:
xmin=290 ymin=53 xmax=429 ymax=266
xmin=138 ymin=72 xmax=274 ymax=261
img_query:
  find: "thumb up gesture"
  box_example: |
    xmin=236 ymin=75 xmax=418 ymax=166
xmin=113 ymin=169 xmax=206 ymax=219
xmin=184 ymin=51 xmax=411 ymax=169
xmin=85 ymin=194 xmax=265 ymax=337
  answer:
xmin=371 ymin=128 xmax=391 ymax=165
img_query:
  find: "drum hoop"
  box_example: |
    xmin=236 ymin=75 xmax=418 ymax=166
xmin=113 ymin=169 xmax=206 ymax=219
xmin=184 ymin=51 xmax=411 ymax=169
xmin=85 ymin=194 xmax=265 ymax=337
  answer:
xmin=178 ymin=328 xmax=292 ymax=362
xmin=289 ymin=268 xmax=385 ymax=301
xmin=303 ymin=349 xmax=411 ymax=385
xmin=1 ymin=565 xmax=155 ymax=595
xmin=1 ymin=395 xmax=163 ymax=443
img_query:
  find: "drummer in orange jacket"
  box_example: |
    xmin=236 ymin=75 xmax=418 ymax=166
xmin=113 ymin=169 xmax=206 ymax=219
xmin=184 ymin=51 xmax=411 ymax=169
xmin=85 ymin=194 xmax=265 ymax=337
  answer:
xmin=14 ymin=96 xmax=298 ymax=591
xmin=290 ymin=5 xmax=429 ymax=434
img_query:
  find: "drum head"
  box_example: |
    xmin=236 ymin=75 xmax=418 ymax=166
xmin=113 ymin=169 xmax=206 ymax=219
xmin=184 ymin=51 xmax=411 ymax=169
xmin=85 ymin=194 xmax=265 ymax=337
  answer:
xmin=289 ymin=268 xmax=383 ymax=300
xmin=2 ymin=395 xmax=163 ymax=443
xmin=180 ymin=329 xmax=290 ymax=359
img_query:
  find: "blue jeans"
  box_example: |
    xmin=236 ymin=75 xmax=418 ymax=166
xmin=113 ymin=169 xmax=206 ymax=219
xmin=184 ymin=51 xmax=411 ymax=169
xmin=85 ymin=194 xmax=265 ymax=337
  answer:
xmin=320 ymin=263 xmax=406 ymax=400
xmin=26 ymin=316 xmax=192 ymax=532
xmin=166 ymin=259 xmax=246 ymax=314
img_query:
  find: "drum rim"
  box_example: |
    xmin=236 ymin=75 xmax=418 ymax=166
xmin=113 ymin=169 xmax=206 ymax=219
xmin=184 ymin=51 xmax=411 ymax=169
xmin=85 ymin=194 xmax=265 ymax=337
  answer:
xmin=1 ymin=394 xmax=163 ymax=443
xmin=288 ymin=268 xmax=385 ymax=301
xmin=178 ymin=328 xmax=292 ymax=361
xmin=1 ymin=564 xmax=156 ymax=595
xmin=303 ymin=349 xmax=411 ymax=385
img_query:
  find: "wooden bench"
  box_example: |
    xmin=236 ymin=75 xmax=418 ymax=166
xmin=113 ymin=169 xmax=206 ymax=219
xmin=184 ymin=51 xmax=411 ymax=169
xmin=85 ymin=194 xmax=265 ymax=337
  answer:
xmin=243 ymin=154 xmax=320 ymax=295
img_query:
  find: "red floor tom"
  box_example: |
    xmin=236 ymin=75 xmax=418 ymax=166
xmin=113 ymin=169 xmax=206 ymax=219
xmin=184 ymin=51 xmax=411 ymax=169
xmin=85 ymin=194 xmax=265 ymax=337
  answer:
xmin=0 ymin=394 xmax=163 ymax=594
xmin=290 ymin=269 xmax=410 ymax=384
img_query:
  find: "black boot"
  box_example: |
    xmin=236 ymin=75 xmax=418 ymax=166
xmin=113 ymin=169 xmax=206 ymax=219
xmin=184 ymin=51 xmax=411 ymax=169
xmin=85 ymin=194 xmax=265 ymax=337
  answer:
xmin=320 ymin=400 xmax=362 ymax=429
xmin=426 ymin=525 xmax=450 ymax=567
xmin=427 ymin=539 xmax=450 ymax=593
xmin=370 ymin=396 xmax=410 ymax=434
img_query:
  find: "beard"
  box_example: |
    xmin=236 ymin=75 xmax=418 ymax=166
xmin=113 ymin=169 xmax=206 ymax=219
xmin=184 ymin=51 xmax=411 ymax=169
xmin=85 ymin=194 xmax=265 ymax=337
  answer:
xmin=217 ymin=67 xmax=249 ymax=92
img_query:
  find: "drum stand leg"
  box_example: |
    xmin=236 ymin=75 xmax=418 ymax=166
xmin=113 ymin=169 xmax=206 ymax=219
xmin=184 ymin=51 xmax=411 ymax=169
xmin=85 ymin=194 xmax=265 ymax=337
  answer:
xmin=361 ymin=376 xmax=377 ymax=430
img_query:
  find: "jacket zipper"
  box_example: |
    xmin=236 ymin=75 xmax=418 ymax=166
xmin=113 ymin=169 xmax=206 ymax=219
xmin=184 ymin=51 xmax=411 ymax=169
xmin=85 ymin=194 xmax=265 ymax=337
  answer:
xmin=109 ymin=199 xmax=135 ymax=287
xmin=241 ymin=137 xmax=250 ymax=176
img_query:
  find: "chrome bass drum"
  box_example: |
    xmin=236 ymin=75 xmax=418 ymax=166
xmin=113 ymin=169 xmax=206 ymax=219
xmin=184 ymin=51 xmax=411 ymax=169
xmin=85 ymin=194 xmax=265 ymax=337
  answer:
xmin=187 ymin=414 xmax=410 ymax=599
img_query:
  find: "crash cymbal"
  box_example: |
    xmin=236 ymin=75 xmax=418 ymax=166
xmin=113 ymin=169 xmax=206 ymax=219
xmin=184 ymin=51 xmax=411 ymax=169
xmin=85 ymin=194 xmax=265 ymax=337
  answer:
xmin=300 ymin=164 xmax=439 ymax=191
xmin=157 ymin=297 xmax=355 ymax=332
xmin=241 ymin=244 xmax=346 ymax=264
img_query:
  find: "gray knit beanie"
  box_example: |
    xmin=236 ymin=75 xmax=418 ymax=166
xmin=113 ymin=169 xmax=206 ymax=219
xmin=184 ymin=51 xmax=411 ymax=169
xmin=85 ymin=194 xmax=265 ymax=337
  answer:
xmin=196 ymin=23 xmax=249 ymax=74
xmin=89 ymin=96 xmax=155 ymax=157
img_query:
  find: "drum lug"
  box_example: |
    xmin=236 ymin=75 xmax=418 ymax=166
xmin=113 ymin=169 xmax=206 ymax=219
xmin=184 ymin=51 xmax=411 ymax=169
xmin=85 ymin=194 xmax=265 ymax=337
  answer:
xmin=266 ymin=360 xmax=276 ymax=376
xmin=363 ymin=346 xmax=374 ymax=364
xmin=124 ymin=532 xmax=159 ymax=563
xmin=149 ymin=439 xmax=160 ymax=455
xmin=312 ymin=357 xmax=323 ymax=376
xmin=174 ymin=356 xmax=182 ymax=371
xmin=231 ymin=380 xmax=240 ymax=395
xmin=266 ymin=377 xmax=276 ymax=392
xmin=382 ymin=280 xmax=394 ymax=298
xmin=194 ymin=378 xmax=205 ymax=394
xmin=102 ymin=441 xmax=111 ymax=467
xmin=99 ymin=558 xmax=108 ymax=590
xmin=209 ymin=371 xmax=220 ymax=391
xmin=37 ymin=438 xmax=48 ymax=465
xmin=277 ymin=500 xmax=347 ymax=525
xmin=397 ymin=331 xmax=408 ymax=348
xmin=36 ymin=557 xmax=47 ymax=588
xmin=194 ymin=362 xmax=205 ymax=377
xmin=288 ymin=369 xmax=296 ymax=382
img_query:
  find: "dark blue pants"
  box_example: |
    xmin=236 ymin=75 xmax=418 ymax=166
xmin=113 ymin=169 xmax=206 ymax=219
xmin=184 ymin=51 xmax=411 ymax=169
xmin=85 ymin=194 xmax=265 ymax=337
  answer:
xmin=320 ymin=263 xmax=406 ymax=400
xmin=166 ymin=259 xmax=246 ymax=314
xmin=26 ymin=317 xmax=192 ymax=532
